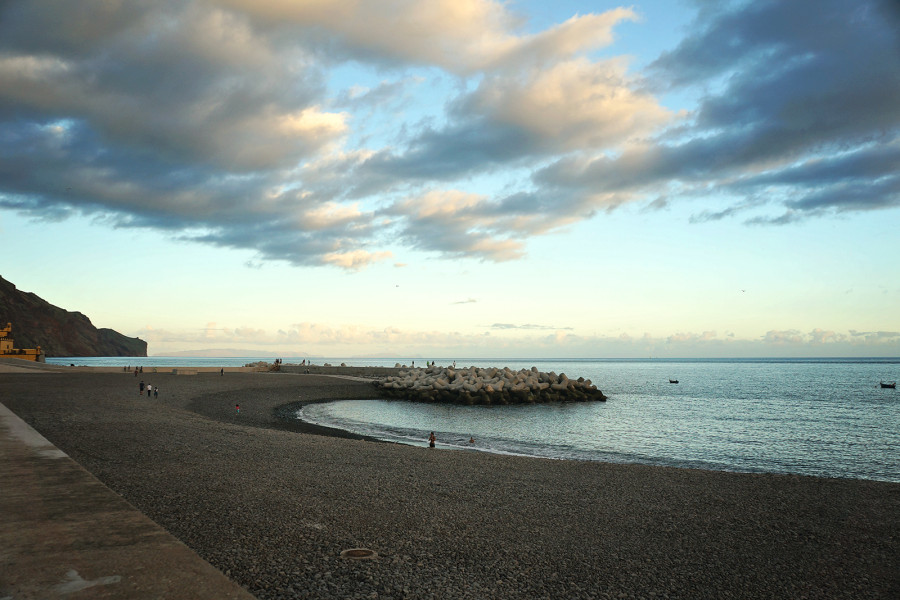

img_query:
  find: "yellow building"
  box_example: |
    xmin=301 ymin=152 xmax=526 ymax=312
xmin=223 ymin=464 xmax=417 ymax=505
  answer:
xmin=0 ymin=323 xmax=45 ymax=362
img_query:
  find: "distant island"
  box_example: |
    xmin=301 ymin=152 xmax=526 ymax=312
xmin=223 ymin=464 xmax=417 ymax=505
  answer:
xmin=0 ymin=275 xmax=146 ymax=357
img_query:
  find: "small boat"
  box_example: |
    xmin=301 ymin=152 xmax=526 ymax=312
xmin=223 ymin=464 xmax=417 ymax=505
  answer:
xmin=669 ymin=379 xmax=679 ymax=384
xmin=881 ymin=381 xmax=896 ymax=389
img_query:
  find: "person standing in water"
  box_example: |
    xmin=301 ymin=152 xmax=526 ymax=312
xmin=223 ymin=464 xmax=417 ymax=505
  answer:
xmin=428 ymin=431 xmax=436 ymax=448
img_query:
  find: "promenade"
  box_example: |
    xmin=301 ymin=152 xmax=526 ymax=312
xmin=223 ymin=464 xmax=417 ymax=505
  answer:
xmin=0 ymin=397 xmax=256 ymax=599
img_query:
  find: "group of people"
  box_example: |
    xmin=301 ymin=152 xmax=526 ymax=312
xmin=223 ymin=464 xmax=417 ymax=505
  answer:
xmin=414 ymin=360 xmax=456 ymax=368
xmin=138 ymin=380 xmax=158 ymax=398
xmin=427 ymin=432 xmax=475 ymax=448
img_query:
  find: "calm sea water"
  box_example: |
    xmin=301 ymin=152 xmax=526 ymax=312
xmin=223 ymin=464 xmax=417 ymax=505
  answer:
xmin=50 ymin=356 xmax=900 ymax=482
xmin=299 ymin=358 xmax=900 ymax=483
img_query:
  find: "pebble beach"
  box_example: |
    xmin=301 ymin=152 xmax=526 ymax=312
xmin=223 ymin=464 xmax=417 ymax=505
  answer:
xmin=2 ymin=367 xmax=899 ymax=599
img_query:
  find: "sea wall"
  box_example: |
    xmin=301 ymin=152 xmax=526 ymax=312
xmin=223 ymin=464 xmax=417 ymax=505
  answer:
xmin=373 ymin=365 xmax=606 ymax=404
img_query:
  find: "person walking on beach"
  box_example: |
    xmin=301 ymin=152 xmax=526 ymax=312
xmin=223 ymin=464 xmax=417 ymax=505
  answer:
xmin=220 ymin=368 xmax=224 ymax=376
xmin=236 ymin=403 xmax=240 ymax=414
xmin=147 ymin=384 xmax=152 ymax=397
xmin=429 ymin=431 xmax=436 ymax=448
xmin=153 ymin=386 xmax=158 ymax=399
xmin=139 ymin=380 xmax=145 ymax=395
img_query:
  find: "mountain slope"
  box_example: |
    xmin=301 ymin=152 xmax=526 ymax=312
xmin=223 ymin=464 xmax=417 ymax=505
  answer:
xmin=0 ymin=275 xmax=147 ymax=357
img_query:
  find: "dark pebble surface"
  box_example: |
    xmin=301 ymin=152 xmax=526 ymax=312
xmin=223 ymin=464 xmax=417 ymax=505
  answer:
xmin=2 ymin=370 xmax=899 ymax=599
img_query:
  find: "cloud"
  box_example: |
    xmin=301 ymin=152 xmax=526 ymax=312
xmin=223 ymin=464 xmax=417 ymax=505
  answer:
xmin=1 ymin=0 xmax=898 ymax=270
xmin=0 ymin=0 xmax=376 ymax=267
xmin=849 ymin=330 xmax=900 ymax=341
xmin=761 ymin=329 xmax=900 ymax=347
xmin=0 ymin=0 xmax=653 ymax=268
xmin=0 ymin=5 xmax=339 ymax=172
xmin=490 ymin=323 xmax=574 ymax=331
xmin=140 ymin=322 xmax=900 ymax=358
xmin=216 ymin=1 xmax=635 ymax=73
xmin=808 ymin=329 xmax=846 ymax=345
xmin=456 ymin=58 xmax=671 ymax=152
xmin=763 ymin=330 xmax=805 ymax=345
xmin=343 ymin=57 xmax=671 ymax=197
xmin=321 ymin=250 xmax=393 ymax=270
xmin=142 ymin=321 xmax=486 ymax=351
xmin=386 ymin=190 xmax=527 ymax=261
xmin=667 ymin=330 xmax=717 ymax=343
xmin=535 ymin=0 xmax=900 ymax=222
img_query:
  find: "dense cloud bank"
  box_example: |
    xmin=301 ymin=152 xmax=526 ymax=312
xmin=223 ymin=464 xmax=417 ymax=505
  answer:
xmin=1 ymin=0 xmax=898 ymax=268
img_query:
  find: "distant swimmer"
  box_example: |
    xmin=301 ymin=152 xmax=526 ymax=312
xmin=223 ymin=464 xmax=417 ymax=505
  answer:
xmin=428 ymin=431 xmax=436 ymax=448
xmin=469 ymin=437 xmax=475 ymax=444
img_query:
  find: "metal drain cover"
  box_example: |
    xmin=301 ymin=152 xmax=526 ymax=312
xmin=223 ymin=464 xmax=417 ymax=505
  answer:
xmin=340 ymin=548 xmax=378 ymax=560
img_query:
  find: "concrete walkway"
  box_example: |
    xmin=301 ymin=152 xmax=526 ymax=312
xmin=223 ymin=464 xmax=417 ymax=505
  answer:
xmin=0 ymin=402 xmax=256 ymax=600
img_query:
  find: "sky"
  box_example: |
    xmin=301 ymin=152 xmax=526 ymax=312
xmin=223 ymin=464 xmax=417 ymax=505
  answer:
xmin=1 ymin=0 xmax=899 ymax=359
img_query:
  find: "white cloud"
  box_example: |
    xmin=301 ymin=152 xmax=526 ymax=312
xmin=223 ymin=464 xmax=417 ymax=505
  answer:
xmin=321 ymin=249 xmax=393 ymax=270
xmin=140 ymin=323 xmax=900 ymax=358
xmin=507 ymin=10 xmax=637 ymax=66
xmin=298 ymin=201 xmax=364 ymax=230
xmin=3 ymin=0 xmax=897 ymax=272
xmin=216 ymin=0 xmax=634 ymax=72
xmin=460 ymin=58 xmax=672 ymax=152
xmin=278 ymin=107 xmax=348 ymax=139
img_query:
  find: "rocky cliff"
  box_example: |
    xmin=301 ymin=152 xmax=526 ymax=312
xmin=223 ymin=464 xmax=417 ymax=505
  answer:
xmin=0 ymin=275 xmax=147 ymax=357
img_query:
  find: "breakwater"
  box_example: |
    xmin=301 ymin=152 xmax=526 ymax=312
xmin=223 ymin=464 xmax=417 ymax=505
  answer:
xmin=373 ymin=365 xmax=606 ymax=404
xmin=280 ymin=364 xmax=402 ymax=378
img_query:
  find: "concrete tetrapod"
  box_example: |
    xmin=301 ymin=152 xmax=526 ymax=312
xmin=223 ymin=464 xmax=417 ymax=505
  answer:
xmin=373 ymin=365 xmax=607 ymax=405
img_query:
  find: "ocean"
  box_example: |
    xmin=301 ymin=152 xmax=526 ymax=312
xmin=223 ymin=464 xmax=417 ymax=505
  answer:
xmin=49 ymin=356 xmax=900 ymax=482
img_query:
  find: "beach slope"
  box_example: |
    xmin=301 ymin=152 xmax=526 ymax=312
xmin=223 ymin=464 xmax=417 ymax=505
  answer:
xmin=2 ymin=370 xmax=898 ymax=599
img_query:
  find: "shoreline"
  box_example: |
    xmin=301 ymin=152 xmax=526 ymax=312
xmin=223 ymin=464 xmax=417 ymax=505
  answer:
xmin=7 ymin=359 xmax=899 ymax=477
xmin=5 ymin=360 xmax=899 ymax=480
xmin=2 ymin=369 xmax=899 ymax=599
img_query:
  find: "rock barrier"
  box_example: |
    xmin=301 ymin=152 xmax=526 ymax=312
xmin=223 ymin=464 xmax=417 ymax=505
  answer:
xmin=374 ymin=365 xmax=607 ymax=404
